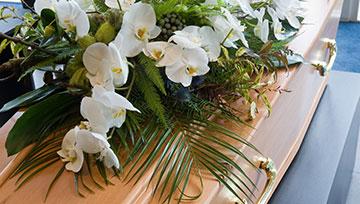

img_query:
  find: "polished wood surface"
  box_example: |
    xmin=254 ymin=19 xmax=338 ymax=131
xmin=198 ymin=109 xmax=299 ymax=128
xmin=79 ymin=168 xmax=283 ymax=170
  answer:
xmin=0 ymin=0 xmax=343 ymax=203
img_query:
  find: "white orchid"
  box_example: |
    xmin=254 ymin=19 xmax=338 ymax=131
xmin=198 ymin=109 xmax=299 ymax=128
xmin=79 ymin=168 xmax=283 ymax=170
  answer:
xmin=99 ymin=148 xmax=120 ymax=169
xmin=165 ymin=48 xmax=210 ymax=87
xmin=34 ymin=0 xmax=56 ymax=15
xmin=253 ymin=8 xmax=269 ymax=43
xmin=55 ymin=0 xmax=90 ymax=38
xmin=75 ymin=125 xmax=121 ymax=169
xmin=74 ymin=0 xmax=93 ymax=11
xmin=81 ymin=86 xmax=140 ymax=133
xmin=210 ymin=8 xmax=248 ymax=48
xmin=235 ymin=0 xmax=256 ymax=17
xmin=75 ymin=127 xmax=110 ymax=153
xmin=83 ymin=42 xmax=129 ymax=90
xmin=114 ymin=2 xmax=161 ymax=57
xmin=57 ymin=128 xmax=84 ymax=173
xmin=271 ymin=0 xmax=303 ymax=29
xmin=169 ymin=26 xmax=222 ymax=61
xmin=267 ymin=6 xmax=287 ymax=40
xmin=105 ymin=0 xmax=134 ymax=11
xmin=143 ymin=41 xmax=182 ymax=66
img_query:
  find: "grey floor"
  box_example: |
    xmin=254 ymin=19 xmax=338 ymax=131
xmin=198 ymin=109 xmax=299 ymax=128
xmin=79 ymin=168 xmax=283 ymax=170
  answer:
xmin=346 ymin=134 xmax=360 ymax=204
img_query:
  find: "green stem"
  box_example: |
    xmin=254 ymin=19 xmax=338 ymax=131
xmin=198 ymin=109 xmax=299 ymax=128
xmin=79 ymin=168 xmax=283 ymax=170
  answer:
xmin=126 ymin=71 xmax=136 ymax=99
xmin=221 ymin=28 xmax=234 ymax=45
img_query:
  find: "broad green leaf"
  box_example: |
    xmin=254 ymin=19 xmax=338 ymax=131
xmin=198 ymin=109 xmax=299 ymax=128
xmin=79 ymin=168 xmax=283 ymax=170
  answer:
xmin=5 ymin=92 xmax=81 ymax=156
xmin=41 ymin=9 xmax=56 ymax=27
xmin=0 ymin=85 xmax=60 ymax=112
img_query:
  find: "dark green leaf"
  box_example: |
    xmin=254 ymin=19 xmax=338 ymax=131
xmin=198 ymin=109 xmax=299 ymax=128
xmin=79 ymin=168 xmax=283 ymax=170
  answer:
xmin=5 ymin=92 xmax=81 ymax=156
xmin=0 ymin=85 xmax=60 ymax=112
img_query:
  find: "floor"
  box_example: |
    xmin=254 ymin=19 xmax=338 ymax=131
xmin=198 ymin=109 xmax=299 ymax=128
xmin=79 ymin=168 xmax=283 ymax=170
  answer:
xmin=333 ymin=22 xmax=360 ymax=73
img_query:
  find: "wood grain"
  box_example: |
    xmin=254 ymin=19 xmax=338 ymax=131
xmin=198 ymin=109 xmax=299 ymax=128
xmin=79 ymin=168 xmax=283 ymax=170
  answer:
xmin=0 ymin=0 xmax=343 ymax=203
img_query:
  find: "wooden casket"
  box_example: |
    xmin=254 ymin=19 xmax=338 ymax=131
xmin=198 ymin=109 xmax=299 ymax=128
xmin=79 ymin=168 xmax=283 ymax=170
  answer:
xmin=0 ymin=0 xmax=343 ymax=203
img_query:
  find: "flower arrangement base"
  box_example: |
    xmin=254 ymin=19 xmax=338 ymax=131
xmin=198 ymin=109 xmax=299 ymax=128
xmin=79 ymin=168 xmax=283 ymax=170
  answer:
xmin=0 ymin=0 xmax=343 ymax=203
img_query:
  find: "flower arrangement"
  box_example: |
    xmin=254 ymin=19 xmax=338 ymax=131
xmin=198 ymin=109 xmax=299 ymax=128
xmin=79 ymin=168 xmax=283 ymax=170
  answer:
xmin=0 ymin=0 xmax=304 ymax=202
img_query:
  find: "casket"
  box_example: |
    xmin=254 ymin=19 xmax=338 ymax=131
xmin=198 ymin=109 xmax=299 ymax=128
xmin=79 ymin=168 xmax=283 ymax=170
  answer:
xmin=0 ymin=0 xmax=343 ymax=203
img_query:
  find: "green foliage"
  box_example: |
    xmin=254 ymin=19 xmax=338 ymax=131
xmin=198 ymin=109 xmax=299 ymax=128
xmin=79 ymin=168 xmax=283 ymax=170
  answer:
xmin=5 ymin=92 xmax=81 ymax=156
xmin=125 ymin=115 xmax=258 ymax=203
xmin=138 ymin=54 xmax=167 ymax=95
xmin=135 ymin=69 xmax=167 ymax=126
xmin=93 ymin=0 xmax=110 ymax=13
xmin=0 ymin=85 xmax=61 ymax=113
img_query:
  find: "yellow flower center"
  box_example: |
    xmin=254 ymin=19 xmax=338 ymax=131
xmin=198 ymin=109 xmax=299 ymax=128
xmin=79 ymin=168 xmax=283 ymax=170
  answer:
xmin=186 ymin=66 xmax=198 ymax=76
xmin=152 ymin=49 xmax=163 ymax=60
xmin=136 ymin=27 xmax=149 ymax=41
xmin=112 ymin=67 xmax=123 ymax=74
xmin=113 ymin=109 xmax=126 ymax=118
xmin=64 ymin=19 xmax=76 ymax=32
xmin=79 ymin=121 xmax=90 ymax=130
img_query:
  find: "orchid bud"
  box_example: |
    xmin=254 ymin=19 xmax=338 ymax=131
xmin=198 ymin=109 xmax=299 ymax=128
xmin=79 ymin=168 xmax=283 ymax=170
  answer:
xmin=95 ymin=22 xmax=116 ymax=44
xmin=78 ymin=35 xmax=96 ymax=49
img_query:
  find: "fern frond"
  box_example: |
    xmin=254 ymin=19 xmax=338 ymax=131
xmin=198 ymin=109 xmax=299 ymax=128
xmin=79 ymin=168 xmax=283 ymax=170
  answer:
xmin=138 ymin=54 xmax=167 ymax=95
xmin=135 ymin=69 xmax=167 ymax=126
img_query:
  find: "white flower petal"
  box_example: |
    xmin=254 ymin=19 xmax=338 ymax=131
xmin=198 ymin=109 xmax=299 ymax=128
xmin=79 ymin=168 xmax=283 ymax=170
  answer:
xmin=34 ymin=0 xmax=54 ymax=15
xmin=157 ymin=44 xmax=182 ymax=67
xmin=109 ymin=43 xmax=129 ymax=87
xmin=149 ymin=26 xmax=161 ymax=39
xmin=101 ymin=148 xmax=120 ymax=169
xmin=165 ymin=61 xmax=192 ymax=87
xmin=236 ymin=0 xmax=255 ymax=17
xmin=81 ymin=97 xmax=112 ymax=134
xmin=124 ymin=2 xmax=157 ymax=31
xmin=83 ymin=43 xmax=111 ymax=75
xmin=65 ymin=148 xmax=84 ymax=172
xmin=76 ymin=129 xmax=110 ymax=154
xmin=118 ymin=26 xmax=145 ymax=57
xmin=182 ymin=48 xmax=209 ymax=67
xmin=55 ymin=0 xmax=89 ymax=37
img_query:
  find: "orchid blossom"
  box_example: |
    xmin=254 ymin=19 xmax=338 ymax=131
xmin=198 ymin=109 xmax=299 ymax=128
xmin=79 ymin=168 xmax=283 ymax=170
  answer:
xmin=105 ymin=0 xmax=135 ymax=11
xmin=169 ymin=26 xmax=222 ymax=61
xmin=83 ymin=42 xmax=129 ymax=90
xmin=81 ymin=86 xmax=140 ymax=133
xmin=143 ymin=41 xmax=182 ymax=66
xmin=210 ymin=8 xmax=248 ymax=48
xmin=57 ymin=128 xmax=84 ymax=172
xmin=165 ymin=48 xmax=210 ymax=87
xmin=271 ymin=0 xmax=303 ymax=29
xmin=114 ymin=2 xmax=161 ymax=57
xmin=253 ymin=8 xmax=269 ymax=43
xmin=99 ymin=148 xmax=120 ymax=169
xmin=55 ymin=0 xmax=90 ymax=38
xmin=267 ymin=6 xmax=287 ymax=40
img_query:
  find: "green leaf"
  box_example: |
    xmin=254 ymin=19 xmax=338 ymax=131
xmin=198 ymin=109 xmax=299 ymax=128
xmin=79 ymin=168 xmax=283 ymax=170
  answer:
xmin=138 ymin=54 xmax=167 ymax=95
xmin=272 ymin=53 xmax=304 ymax=68
xmin=5 ymin=92 xmax=81 ymax=156
xmin=0 ymin=85 xmax=60 ymax=113
xmin=135 ymin=69 xmax=167 ymax=126
xmin=93 ymin=0 xmax=109 ymax=13
xmin=41 ymin=9 xmax=56 ymax=27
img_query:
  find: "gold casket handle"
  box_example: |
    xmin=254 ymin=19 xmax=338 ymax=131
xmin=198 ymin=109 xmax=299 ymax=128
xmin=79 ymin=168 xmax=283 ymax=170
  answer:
xmin=234 ymin=157 xmax=277 ymax=204
xmin=312 ymin=38 xmax=337 ymax=76
xmin=255 ymin=157 xmax=277 ymax=204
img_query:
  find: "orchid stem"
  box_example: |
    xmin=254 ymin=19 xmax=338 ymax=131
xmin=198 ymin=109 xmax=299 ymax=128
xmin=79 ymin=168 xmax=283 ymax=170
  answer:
xmin=126 ymin=71 xmax=136 ymax=99
xmin=221 ymin=28 xmax=233 ymax=45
